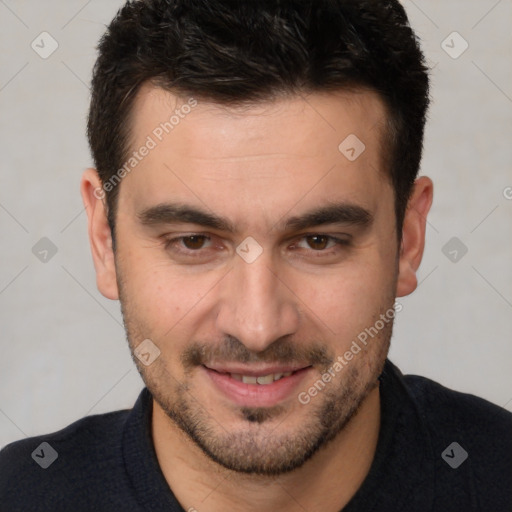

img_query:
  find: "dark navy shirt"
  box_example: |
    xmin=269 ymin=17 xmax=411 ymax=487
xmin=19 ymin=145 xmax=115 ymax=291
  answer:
xmin=1 ymin=360 xmax=511 ymax=511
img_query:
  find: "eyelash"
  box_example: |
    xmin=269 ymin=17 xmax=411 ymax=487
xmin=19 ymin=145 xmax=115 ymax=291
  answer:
xmin=163 ymin=233 xmax=351 ymax=258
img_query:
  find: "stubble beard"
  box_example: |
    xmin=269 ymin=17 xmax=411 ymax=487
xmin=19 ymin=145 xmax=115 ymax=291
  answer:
xmin=152 ymin=356 xmax=387 ymax=476
xmin=117 ymin=270 xmax=393 ymax=476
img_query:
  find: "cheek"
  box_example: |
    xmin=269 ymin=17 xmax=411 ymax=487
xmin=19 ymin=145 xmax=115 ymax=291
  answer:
xmin=291 ymin=261 xmax=394 ymax=339
xmin=118 ymin=250 xmax=221 ymax=337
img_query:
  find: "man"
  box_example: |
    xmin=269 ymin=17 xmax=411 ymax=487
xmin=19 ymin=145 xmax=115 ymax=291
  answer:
xmin=1 ymin=0 xmax=510 ymax=510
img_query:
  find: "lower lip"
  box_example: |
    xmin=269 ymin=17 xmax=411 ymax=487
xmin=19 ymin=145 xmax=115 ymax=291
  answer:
xmin=203 ymin=366 xmax=312 ymax=407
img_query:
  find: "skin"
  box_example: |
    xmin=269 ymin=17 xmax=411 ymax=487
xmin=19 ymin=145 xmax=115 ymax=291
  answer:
xmin=81 ymin=85 xmax=433 ymax=511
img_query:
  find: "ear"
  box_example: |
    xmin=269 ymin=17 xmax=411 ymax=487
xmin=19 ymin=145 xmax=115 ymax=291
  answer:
xmin=396 ymin=176 xmax=434 ymax=297
xmin=80 ymin=168 xmax=119 ymax=300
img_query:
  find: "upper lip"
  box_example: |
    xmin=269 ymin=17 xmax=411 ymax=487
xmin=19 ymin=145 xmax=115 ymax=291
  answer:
xmin=203 ymin=363 xmax=311 ymax=376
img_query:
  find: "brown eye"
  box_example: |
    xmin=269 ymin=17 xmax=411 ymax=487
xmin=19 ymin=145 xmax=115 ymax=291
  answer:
xmin=182 ymin=235 xmax=208 ymax=250
xmin=305 ymin=235 xmax=330 ymax=250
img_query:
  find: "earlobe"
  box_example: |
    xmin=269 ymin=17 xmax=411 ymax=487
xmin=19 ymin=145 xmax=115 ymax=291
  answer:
xmin=80 ymin=168 xmax=119 ymax=300
xmin=396 ymin=176 xmax=433 ymax=297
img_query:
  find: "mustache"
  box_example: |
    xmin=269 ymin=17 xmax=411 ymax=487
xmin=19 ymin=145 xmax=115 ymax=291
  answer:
xmin=181 ymin=335 xmax=333 ymax=370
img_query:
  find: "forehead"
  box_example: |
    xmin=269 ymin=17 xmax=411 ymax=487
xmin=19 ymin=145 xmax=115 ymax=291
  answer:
xmin=120 ymin=84 xmax=392 ymax=228
xmin=130 ymin=84 xmax=387 ymax=156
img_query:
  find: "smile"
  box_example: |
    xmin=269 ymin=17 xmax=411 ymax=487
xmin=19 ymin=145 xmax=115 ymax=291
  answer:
xmin=226 ymin=372 xmax=293 ymax=385
xmin=201 ymin=365 xmax=312 ymax=407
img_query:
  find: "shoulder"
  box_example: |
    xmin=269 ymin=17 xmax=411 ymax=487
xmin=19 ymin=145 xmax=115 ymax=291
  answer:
xmin=0 ymin=409 xmax=131 ymax=511
xmin=402 ymin=371 xmax=512 ymax=510
xmin=403 ymin=372 xmax=512 ymax=438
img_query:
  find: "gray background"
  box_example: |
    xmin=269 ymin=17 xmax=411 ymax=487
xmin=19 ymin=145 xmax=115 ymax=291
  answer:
xmin=1 ymin=0 xmax=511 ymax=448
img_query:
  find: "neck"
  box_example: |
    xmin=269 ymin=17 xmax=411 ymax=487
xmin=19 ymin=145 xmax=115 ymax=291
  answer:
xmin=152 ymin=385 xmax=380 ymax=512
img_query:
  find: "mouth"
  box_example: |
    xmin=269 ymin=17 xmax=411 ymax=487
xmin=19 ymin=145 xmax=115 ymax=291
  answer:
xmin=230 ymin=371 xmax=294 ymax=385
xmin=201 ymin=364 xmax=313 ymax=408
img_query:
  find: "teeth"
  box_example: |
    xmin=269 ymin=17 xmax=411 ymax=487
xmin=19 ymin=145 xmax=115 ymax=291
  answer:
xmin=256 ymin=374 xmax=274 ymax=385
xmin=232 ymin=372 xmax=294 ymax=385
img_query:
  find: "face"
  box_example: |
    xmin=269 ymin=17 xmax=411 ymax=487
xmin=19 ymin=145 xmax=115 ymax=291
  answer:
xmin=101 ymin=86 xmax=403 ymax=475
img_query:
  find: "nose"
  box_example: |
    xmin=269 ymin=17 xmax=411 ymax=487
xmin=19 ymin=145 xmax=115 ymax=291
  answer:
xmin=215 ymin=252 xmax=300 ymax=353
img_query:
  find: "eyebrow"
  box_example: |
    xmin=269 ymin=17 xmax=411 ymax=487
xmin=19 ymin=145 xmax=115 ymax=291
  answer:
xmin=137 ymin=201 xmax=373 ymax=233
xmin=138 ymin=203 xmax=235 ymax=232
xmin=283 ymin=202 xmax=373 ymax=231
